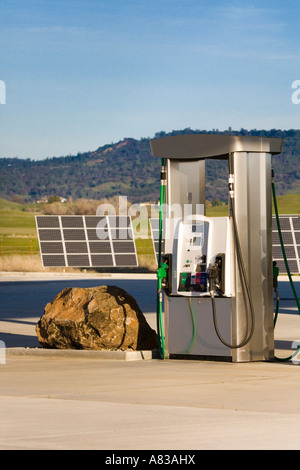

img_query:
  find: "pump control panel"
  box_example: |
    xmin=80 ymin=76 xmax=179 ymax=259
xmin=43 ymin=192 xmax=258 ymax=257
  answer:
xmin=169 ymin=216 xmax=232 ymax=297
xmin=177 ymin=219 xmax=209 ymax=293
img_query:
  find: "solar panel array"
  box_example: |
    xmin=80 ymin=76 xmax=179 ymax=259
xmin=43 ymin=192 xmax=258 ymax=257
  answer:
xmin=36 ymin=214 xmax=300 ymax=273
xmin=36 ymin=215 xmax=138 ymax=268
xmin=272 ymin=215 xmax=300 ymax=275
xmin=150 ymin=215 xmax=300 ymax=274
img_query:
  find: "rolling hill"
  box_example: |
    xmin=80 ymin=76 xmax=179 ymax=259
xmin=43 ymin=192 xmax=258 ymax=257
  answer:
xmin=0 ymin=128 xmax=299 ymax=204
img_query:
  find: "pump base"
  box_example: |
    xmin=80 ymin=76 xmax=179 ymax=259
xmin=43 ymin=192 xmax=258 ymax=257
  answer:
xmin=165 ymin=296 xmax=232 ymax=360
xmin=169 ymin=354 xmax=232 ymax=362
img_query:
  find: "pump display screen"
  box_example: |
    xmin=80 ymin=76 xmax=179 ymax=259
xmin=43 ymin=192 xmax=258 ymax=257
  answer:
xmin=177 ymin=220 xmax=209 ymax=293
xmin=192 ymin=236 xmax=202 ymax=246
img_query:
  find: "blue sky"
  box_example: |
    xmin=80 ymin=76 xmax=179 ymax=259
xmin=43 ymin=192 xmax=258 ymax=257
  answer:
xmin=1 ymin=0 xmax=300 ymax=159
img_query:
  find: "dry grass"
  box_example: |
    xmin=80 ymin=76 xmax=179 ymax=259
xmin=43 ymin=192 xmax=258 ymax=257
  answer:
xmin=0 ymin=254 xmax=43 ymax=272
xmin=0 ymin=255 xmax=84 ymax=272
xmin=41 ymin=196 xmax=132 ymax=215
xmin=0 ymin=253 xmax=157 ymax=273
xmin=42 ymin=198 xmax=100 ymax=215
xmin=137 ymin=255 xmax=157 ymax=272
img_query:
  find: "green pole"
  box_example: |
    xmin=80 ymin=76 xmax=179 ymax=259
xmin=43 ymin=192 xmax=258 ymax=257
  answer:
xmin=156 ymin=158 xmax=166 ymax=359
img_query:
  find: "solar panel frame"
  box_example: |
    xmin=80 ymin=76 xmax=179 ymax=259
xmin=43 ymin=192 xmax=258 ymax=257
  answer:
xmin=36 ymin=215 xmax=60 ymax=228
xmin=41 ymin=254 xmax=65 ymax=267
xmin=61 ymin=216 xmax=84 ymax=228
xmin=272 ymin=215 xmax=300 ymax=274
xmin=38 ymin=229 xmax=62 ymax=241
xmin=36 ymin=215 xmax=139 ymax=268
xmin=292 ymin=217 xmax=300 ymax=230
xmin=40 ymin=241 xmax=64 ymax=254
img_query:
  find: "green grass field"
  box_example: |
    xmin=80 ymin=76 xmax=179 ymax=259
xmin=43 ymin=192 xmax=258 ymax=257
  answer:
xmin=0 ymin=194 xmax=299 ymax=270
xmin=0 ymin=198 xmax=39 ymax=257
xmin=206 ymin=194 xmax=300 ymax=217
xmin=272 ymin=193 xmax=300 ymax=215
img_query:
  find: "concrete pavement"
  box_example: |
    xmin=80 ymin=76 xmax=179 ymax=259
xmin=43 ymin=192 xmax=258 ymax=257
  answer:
xmin=1 ymin=273 xmax=300 ymax=450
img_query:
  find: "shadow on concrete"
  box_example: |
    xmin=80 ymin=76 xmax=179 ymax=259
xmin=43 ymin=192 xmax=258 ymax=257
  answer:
xmin=0 ymin=277 xmax=298 ymax=350
xmin=1 ymin=331 xmax=40 ymax=348
xmin=0 ymin=278 xmax=157 ymax=349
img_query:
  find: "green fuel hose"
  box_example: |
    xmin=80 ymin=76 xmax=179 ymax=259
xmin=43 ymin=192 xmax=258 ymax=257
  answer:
xmin=156 ymin=158 xmax=166 ymax=359
xmin=272 ymin=170 xmax=300 ymax=362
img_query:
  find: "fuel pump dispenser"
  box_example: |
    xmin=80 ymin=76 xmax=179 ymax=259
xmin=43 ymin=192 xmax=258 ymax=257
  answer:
xmin=150 ymin=134 xmax=283 ymax=362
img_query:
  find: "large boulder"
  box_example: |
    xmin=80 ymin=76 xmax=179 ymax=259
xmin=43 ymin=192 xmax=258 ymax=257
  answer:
xmin=36 ymin=285 xmax=158 ymax=351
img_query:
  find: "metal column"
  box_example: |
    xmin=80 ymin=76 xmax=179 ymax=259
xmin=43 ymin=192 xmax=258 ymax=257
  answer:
xmin=230 ymin=152 xmax=274 ymax=362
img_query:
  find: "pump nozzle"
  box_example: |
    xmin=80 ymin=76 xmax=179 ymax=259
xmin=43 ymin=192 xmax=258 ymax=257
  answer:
xmin=207 ymin=254 xmax=224 ymax=295
xmin=207 ymin=262 xmax=219 ymax=291
xmin=157 ymin=262 xmax=168 ymax=280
